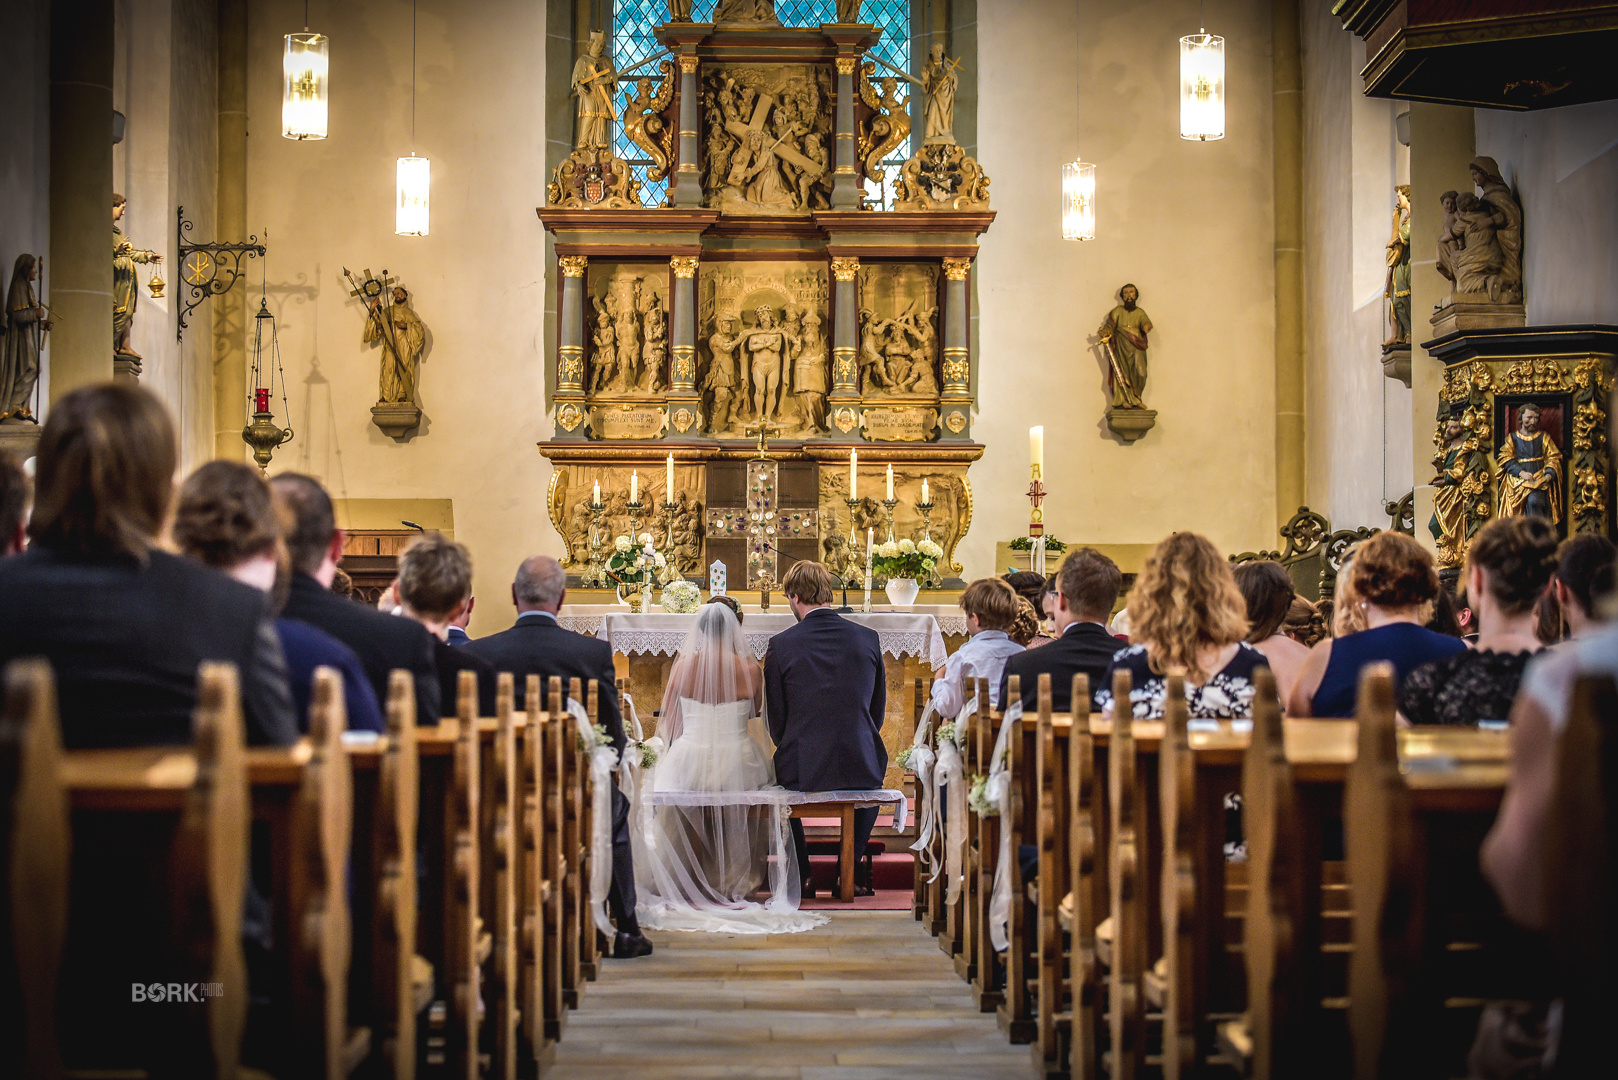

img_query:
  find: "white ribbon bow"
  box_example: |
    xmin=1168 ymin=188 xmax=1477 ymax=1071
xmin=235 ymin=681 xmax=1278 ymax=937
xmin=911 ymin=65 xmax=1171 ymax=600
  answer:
xmin=566 ymin=698 xmax=621 ymax=939
xmin=987 ymin=699 xmax=1024 ymax=952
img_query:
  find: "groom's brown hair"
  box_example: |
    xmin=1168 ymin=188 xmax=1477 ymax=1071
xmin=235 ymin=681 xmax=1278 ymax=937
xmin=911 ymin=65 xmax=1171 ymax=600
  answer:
xmin=782 ymin=560 xmax=834 ymax=606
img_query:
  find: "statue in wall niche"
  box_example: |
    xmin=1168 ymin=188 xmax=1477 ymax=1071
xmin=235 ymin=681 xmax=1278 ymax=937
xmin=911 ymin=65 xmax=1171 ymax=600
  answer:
xmin=919 ymin=44 xmax=961 ymax=144
xmin=614 ymin=291 xmax=641 ymax=389
xmin=792 ymin=308 xmax=828 ymax=433
xmin=1098 ymin=283 xmax=1151 ymax=410
xmin=746 ymin=306 xmax=788 ymax=422
xmin=705 ymin=316 xmax=743 ymax=433
xmin=112 ymin=194 xmax=162 ymax=361
xmin=1 ymin=254 xmax=51 ymax=423
xmin=364 ymin=285 xmax=427 ymax=404
xmin=1383 ymin=184 xmax=1411 ymax=347
xmin=1496 ymin=402 xmax=1563 ymax=525
xmin=590 ymin=305 xmax=619 ymax=393
xmin=639 ymin=291 xmax=666 ymax=392
xmin=571 ymin=32 xmax=617 ymax=151
xmin=621 ymin=64 xmax=675 ymax=182
xmin=1428 ymin=403 xmax=1475 ymax=567
xmin=714 ymin=0 xmax=779 ymax=25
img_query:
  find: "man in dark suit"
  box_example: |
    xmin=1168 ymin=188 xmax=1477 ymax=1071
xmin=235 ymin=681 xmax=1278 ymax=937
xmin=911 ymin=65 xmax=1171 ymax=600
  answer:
xmin=269 ymin=473 xmax=441 ymax=726
xmin=445 ymin=595 xmax=474 ymax=647
xmin=463 ymin=555 xmax=650 ymax=958
xmin=764 ymin=560 xmax=888 ymax=896
xmin=1000 ymin=548 xmax=1125 ymax=716
xmin=395 ymin=530 xmax=497 ymax=717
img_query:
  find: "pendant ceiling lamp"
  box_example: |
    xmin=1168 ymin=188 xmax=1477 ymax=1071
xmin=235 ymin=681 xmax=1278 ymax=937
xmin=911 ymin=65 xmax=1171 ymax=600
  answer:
xmin=1062 ymin=0 xmax=1095 ymax=241
xmin=1179 ymin=1 xmax=1225 ymax=142
xmin=396 ymin=0 xmax=429 ymax=236
xmin=282 ymin=2 xmax=328 ymax=140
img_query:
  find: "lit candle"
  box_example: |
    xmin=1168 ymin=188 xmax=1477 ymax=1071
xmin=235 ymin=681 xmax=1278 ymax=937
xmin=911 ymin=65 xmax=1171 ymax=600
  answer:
xmin=1030 ymin=426 xmax=1044 ymax=476
xmin=921 ymin=478 xmax=930 ymax=504
xmin=885 ymin=463 xmax=894 ymax=500
xmin=592 ymin=480 xmax=601 ymax=507
xmin=666 ymin=453 xmax=675 ymax=500
xmin=849 ymin=448 xmax=857 ymax=496
xmin=630 ymin=469 xmax=638 ymax=503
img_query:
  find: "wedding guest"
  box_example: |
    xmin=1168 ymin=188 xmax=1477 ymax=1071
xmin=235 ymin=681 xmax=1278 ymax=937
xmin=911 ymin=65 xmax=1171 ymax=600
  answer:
xmin=0 ymin=383 xmax=297 ymax=748
xmin=397 ymin=532 xmax=498 ymax=717
xmin=171 ymin=460 xmax=383 ymax=734
xmin=1288 ymin=532 xmax=1465 ymax=718
xmin=0 ymin=450 xmax=28 ymax=555
xmin=1331 ymin=549 xmax=1368 ymax=637
xmin=464 ymin=555 xmax=648 ymax=957
xmin=1548 ymin=533 xmax=1614 ymax=642
xmin=1532 ymin=589 xmax=1564 ymax=646
xmin=929 ymin=577 xmax=1024 ymax=715
xmin=1000 ymin=548 xmax=1124 ymax=715
xmin=1002 ymin=569 xmax=1056 ymax=646
xmin=1009 ymin=597 xmax=1043 ymax=647
xmin=1402 ymin=517 xmax=1557 ymax=727
xmin=330 ymin=565 xmax=355 ymax=597
xmin=1427 ymin=586 xmax=1464 ymax=638
xmin=1284 ymin=595 xmax=1326 ymax=647
xmin=270 ymin=473 xmax=441 ymax=726
xmin=446 ymin=595 xmax=475 ymax=645
xmin=1453 ymin=587 xmax=1479 ymax=643
xmin=1097 ymin=533 xmax=1266 ymax=721
xmin=1234 ymin=561 xmax=1311 ymax=702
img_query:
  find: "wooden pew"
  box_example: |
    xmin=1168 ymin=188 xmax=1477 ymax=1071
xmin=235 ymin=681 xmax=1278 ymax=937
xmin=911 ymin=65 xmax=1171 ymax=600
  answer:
xmin=1032 ymin=673 xmax=1086 ymax=1080
xmin=518 ymin=673 xmax=558 ymax=1067
xmin=910 ymin=677 xmax=932 ymax=924
xmin=968 ymin=677 xmax=999 ymax=1010
xmin=540 ymin=676 xmax=569 ymax=1041
xmin=481 ymin=673 xmax=521 ymax=1080
xmin=938 ymin=678 xmax=969 ymax=973
xmin=361 ymin=671 xmax=419 ymax=1080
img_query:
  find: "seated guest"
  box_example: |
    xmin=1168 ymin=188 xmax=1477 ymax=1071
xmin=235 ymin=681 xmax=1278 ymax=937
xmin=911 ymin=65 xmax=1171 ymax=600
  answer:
xmin=1234 ymin=561 xmax=1311 ymax=702
xmin=1284 ymin=594 xmax=1325 ymax=647
xmin=1001 ymin=548 xmax=1124 ymax=715
xmin=396 ymin=531 xmax=497 ymax=717
xmin=0 ymin=383 xmax=296 ymax=748
xmin=1548 ymin=533 xmax=1615 ymax=643
xmin=1288 ymin=532 xmax=1466 ymax=718
xmin=446 ymin=594 xmax=475 ymax=645
xmin=0 ymin=451 xmax=28 ymax=555
xmin=1453 ymin=587 xmax=1479 ymax=643
xmin=269 ymin=473 xmax=440 ymax=725
xmin=464 ymin=555 xmax=650 ymax=957
xmin=1097 ymin=533 xmax=1266 ymax=721
xmin=171 ymin=461 xmax=384 ymax=734
xmin=1003 ymin=569 xmax=1056 ymax=647
xmin=1009 ymin=597 xmax=1042 ymax=647
xmin=929 ymin=577 xmax=1025 ymax=715
xmin=1426 ymin=586 xmax=1464 ymax=638
xmin=1402 ymin=517 xmax=1557 ymax=726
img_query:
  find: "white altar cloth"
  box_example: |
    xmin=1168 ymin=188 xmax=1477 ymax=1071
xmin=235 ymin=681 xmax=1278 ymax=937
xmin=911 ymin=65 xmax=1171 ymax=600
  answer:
xmin=558 ymin=607 xmax=950 ymax=669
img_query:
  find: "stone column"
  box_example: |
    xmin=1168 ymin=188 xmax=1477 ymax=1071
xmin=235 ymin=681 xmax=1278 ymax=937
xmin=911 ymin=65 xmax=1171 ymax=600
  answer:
xmin=1408 ymin=103 xmax=1476 ymax=557
xmin=666 ymin=255 xmax=701 ymax=438
xmin=213 ymin=0 xmax=248 ymax=458
xmin=831 ymin=56 xmax=861 ymax=210
xmin=938 ymin=257 xmax=973 ymax=441
xmin=827 ymin=256 xmax=860 ymax=440
xmin=1271 ymin=0 xmax=1305 ymax=526
xmin=48 ymin=0 xmax=116 ymax=403
xmin=554 ymin=255 xmax=588 ymax=439
xmin=671 ymin=53 xmax=704 ymax=208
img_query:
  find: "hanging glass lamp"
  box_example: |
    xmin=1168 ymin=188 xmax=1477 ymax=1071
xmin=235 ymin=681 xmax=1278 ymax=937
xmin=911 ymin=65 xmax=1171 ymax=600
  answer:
xmin=396 ymin=156 xmax=430 ymax=236
xmin=1061 ymin=159 xmax=1096 ymax=241
xmin=1180 ymin=32 xmax=1225 ymax=141
xmin=282 ymin=32 xmax=329 ymax=140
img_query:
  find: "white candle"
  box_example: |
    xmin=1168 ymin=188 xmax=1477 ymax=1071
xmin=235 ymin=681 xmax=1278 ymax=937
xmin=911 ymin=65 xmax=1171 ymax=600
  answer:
xmin=865 ymin=528 xmax=874 ymax=576
xmin=630 ymin=469 xmax=638 ymax=503
xmin=666 ymin=453 xmax=674 ymax=500
xmin=592 ymin=480 xmax=601 ymax=506
xmin=1030 ymin=426 xmax=1044 ymax=475
xmin=849 ymin=448 xmax=857 ymax=496
xmin=885 ymin=463 xmax=894 ymax=500
xmin=921 ymin=478 xmax=930 ymax=504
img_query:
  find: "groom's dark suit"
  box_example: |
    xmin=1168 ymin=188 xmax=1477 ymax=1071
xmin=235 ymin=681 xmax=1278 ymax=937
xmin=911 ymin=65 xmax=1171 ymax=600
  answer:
xmin=764 ymin=606 xmax=888 ymax=887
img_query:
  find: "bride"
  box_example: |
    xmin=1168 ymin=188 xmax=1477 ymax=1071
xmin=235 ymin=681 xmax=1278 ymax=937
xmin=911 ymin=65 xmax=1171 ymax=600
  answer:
xmin=632 ymin=601 xmax=826 ymax=933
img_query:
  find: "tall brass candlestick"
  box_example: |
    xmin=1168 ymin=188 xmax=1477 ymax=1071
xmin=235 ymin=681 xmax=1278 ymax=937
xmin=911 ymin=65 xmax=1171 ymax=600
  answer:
xmin=587 ymin=500 xmax=607 ymax=583
xmin=881 ymin=497 xmax=899 ymax=543
xmin=626 ymin=497 xmax=646 ymax=550
xmin=660 ymin=498 xmax=679 ymax=559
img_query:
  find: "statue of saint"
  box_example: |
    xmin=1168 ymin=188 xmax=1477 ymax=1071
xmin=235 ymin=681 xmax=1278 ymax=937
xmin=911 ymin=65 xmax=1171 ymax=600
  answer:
xmin=1384 ymin=185 xmax=1411 ymax=346
xmin=857 ymin=308 xmax=891 ymax=392
xmin=792 ymin=309 xmax=828 ymax=432
xmin=590 ymin=303 xmax=618 ymax=393
xmin=1436 ymin=189 xmax=1463 ymax=289
xmin=705 ymin=316 xmax=743 ymax=432
xmin=1098 ymin=283 xmax=1151 ymax=409
xmin=639 ymin=292 xmax=666 ymax=392
xmin=835 ymin=0 xmax=863 ymax=21
xmin=920 ymin=44 xmax=959 ymax=144
xmin=1470 ymin=156 xmax=1522 ymax=300
xmin=1496 ymin=403 xmax=1562 ymax=524
xmin=613 ymin=287 xmax=641 ymax=388
xmin=112 ymin=194 xmax=162 ymax=360
xmin=363 ymin=285 xmax=427 ymax=404
xmin=746 ymin=306 xmax=787 ymax=421
xmin=714 ymin=0 xmax=779 ymax=25
xmin=571 ymin=31 xmax=617 ymax=151
xmin=1 ymin=254 xmax=51 ymax=423
xmin=1428 ymin=407 xmax=1472 ymax=566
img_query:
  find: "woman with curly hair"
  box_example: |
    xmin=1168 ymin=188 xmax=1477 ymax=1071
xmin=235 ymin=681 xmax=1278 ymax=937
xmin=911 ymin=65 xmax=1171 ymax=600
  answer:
xmin=1402 ymin=516 xmax=1558 ymax=726
xmin=1096 ymin=532 xmax=1266 ymax=721
xmin=1288 ymin=531 xmax=1466 ymax=717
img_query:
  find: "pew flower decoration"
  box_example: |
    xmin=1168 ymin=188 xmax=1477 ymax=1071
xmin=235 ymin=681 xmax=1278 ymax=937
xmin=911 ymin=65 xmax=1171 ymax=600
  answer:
xmin=660 ymin=579 xmax=701 ymax=613
xmin=870 ymin=536 xmax=942 ymax=583
xmin=935 ymin=720 xmax=958 ymax=747
xmin=638 ymin=738 xmax=661 ymax=769
xmin=967 ymin=773 xmax=998 ymax=817
xmin=895 ymin=746 xmax=917 ymax=770
xmin=578 ymin=721 xmax=614 ymax=753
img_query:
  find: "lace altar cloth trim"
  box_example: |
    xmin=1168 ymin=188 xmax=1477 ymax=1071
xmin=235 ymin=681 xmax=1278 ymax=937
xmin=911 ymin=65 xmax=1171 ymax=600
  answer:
xmin=645 ymin=787 xmax=909 ymax=830
xmin=576 ymin=612 xmax=949 ymax=668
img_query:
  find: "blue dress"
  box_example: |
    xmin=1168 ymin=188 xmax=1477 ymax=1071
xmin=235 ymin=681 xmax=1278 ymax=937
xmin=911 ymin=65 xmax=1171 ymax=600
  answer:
xmin=1310 ymin=623 xmax=1468 ymax=718
xmin=276 ymin=617 xmax=387 ymax=733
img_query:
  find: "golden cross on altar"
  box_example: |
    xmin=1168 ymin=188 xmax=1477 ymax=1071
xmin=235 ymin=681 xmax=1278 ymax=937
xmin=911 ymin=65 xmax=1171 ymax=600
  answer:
xmin=744 ymin=420 xmax=782 ymax=460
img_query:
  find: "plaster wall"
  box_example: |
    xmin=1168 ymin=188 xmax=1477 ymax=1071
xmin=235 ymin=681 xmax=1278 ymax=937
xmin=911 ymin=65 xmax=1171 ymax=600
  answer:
xmin=967 ymin=0 xmax=1280 ymax=571
xmin=0 ymin=0 xmax=53 ymax=414
xmin=1474 ymin=100 xmax=1618 ymax=327
xmin=244 ymin=0 xmax=549 ymax=636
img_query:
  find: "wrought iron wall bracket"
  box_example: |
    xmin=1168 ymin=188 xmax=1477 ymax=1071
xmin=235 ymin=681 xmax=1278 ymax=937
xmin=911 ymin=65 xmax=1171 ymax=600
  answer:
xmin=175 ymin=206 xmax=266 ymax=341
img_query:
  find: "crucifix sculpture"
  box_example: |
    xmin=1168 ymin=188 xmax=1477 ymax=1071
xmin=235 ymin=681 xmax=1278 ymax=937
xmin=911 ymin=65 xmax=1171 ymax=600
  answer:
xmin=704 ymin=453 xmax=818 ymax=590
xmin=745 ymin=418 xmax=782 ymax=460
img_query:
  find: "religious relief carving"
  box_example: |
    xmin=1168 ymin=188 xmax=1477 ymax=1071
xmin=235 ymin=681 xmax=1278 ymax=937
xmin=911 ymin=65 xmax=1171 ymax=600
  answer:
xmin=588 ymin=267 xmax=668 ymax=397
xmin=549 ymin=466 xmax=706 ymax=574
xmin=817 ymin=467 xmax=970 ymax=578
xmin=701 ymin=65 xmax=834 ymax=216
xmin=1432 ymin=156 xmax=1524 ymax=332
xmin=857 ymin=63 xmax=911 ymax=179
xmin=1570 ymin=358 xmax=1614 ymax=536
xmin=856 ymin=264 xmax=939 ymax=398
xmin=1500 ymin=358 xmax=1572 ymax=394
xmin=622 ymin=61 xmax=675 ymax=183
xmin=1096 ymin=283 xmax=1157 ymax=443
xmin=714 ymin=0 xmax=780 ymax=26
xmin=893 ymin=140 xmax=990 ymax=211
xmin=1429 ymin=389 xmax=1489 ymax=571
xmin=698 ymin=263 xmax=828 ymax=436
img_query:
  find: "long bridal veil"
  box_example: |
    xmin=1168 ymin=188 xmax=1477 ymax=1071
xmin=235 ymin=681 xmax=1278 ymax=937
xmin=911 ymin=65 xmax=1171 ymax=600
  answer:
xmin=631 ymin=602 xmax=826 ymax=933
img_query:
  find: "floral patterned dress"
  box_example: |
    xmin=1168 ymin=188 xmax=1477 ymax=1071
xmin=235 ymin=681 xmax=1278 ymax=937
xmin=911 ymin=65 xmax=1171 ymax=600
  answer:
xmin=1095 ymin=642 xmax=1269 ymax=721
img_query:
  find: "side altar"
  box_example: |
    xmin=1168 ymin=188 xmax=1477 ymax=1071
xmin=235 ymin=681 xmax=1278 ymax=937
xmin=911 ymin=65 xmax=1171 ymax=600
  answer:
xmin=537 ymin=11 xmax=990 ymax=591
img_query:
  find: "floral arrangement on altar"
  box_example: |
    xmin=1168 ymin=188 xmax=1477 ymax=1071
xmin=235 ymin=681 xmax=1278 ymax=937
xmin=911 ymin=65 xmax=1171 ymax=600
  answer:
xmin=581 ymin=532 xmax=682 ymax=591
xmin=1009 ymin=535 xmax=1068 ymax=553
xmin=870 ymin=536 xmax=945 ymax=583
xmin=660 ymin=579 xmax=701 ymax=613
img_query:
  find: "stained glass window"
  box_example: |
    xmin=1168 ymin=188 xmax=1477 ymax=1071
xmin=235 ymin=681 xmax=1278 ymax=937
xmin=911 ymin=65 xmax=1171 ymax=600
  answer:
xmin=609 ymin=0 xmax=913 ymax=207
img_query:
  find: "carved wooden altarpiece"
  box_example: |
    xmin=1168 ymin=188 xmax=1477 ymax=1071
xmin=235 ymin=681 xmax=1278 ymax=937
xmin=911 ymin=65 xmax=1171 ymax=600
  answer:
xmin=538 ymin=17 xmax=991 ymax=589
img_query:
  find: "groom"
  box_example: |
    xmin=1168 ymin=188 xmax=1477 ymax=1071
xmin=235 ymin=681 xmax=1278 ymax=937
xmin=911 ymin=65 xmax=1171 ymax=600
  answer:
xmin=765 ymin=561 xmax=888 ymax=895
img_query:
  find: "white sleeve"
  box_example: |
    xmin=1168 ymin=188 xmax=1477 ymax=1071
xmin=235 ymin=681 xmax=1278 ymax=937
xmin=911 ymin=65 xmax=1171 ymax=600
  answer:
xmin=929 ymin=650 xmax=966 ymax=717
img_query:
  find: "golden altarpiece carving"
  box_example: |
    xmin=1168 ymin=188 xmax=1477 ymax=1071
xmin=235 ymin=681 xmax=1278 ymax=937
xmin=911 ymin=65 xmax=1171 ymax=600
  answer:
xmin=538 ymin=15 xmax=992 ymax=592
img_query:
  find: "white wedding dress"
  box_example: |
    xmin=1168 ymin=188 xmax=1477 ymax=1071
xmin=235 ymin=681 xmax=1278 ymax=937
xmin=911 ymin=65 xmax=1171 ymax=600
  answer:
xmin=631 ymin=605 xmax=826 ymax=935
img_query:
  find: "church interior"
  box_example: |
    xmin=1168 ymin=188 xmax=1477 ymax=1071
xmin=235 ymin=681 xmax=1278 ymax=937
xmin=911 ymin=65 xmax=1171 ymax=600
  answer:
xmin=3 ymin=0 xmax=1618 ymax=1076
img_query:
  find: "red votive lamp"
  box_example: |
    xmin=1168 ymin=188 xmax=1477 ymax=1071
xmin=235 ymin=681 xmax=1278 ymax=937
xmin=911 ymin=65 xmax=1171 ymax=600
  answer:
xmin=255 ymin=388 xmax=271 ymax=413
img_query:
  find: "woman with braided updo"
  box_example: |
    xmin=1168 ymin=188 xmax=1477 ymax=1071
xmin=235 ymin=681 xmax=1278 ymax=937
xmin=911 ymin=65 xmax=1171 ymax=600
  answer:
xmin=1402 ymin=516 xmax=1559 ymax=726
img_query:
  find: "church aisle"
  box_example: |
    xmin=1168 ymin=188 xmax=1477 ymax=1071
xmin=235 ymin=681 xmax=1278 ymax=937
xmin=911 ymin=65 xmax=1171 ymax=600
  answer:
xmin=548 ymin=911 xmax=1033 ymax=1079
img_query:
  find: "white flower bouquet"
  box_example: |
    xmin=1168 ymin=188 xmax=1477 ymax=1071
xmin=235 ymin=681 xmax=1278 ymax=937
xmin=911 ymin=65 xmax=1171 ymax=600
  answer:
xmin=660 ymin=579 xmax=701 ymax=613
xmin=870 ymin=535 xmax=941 ymax=583
xmin=603 ymin=534 xmax=681 ymax=589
